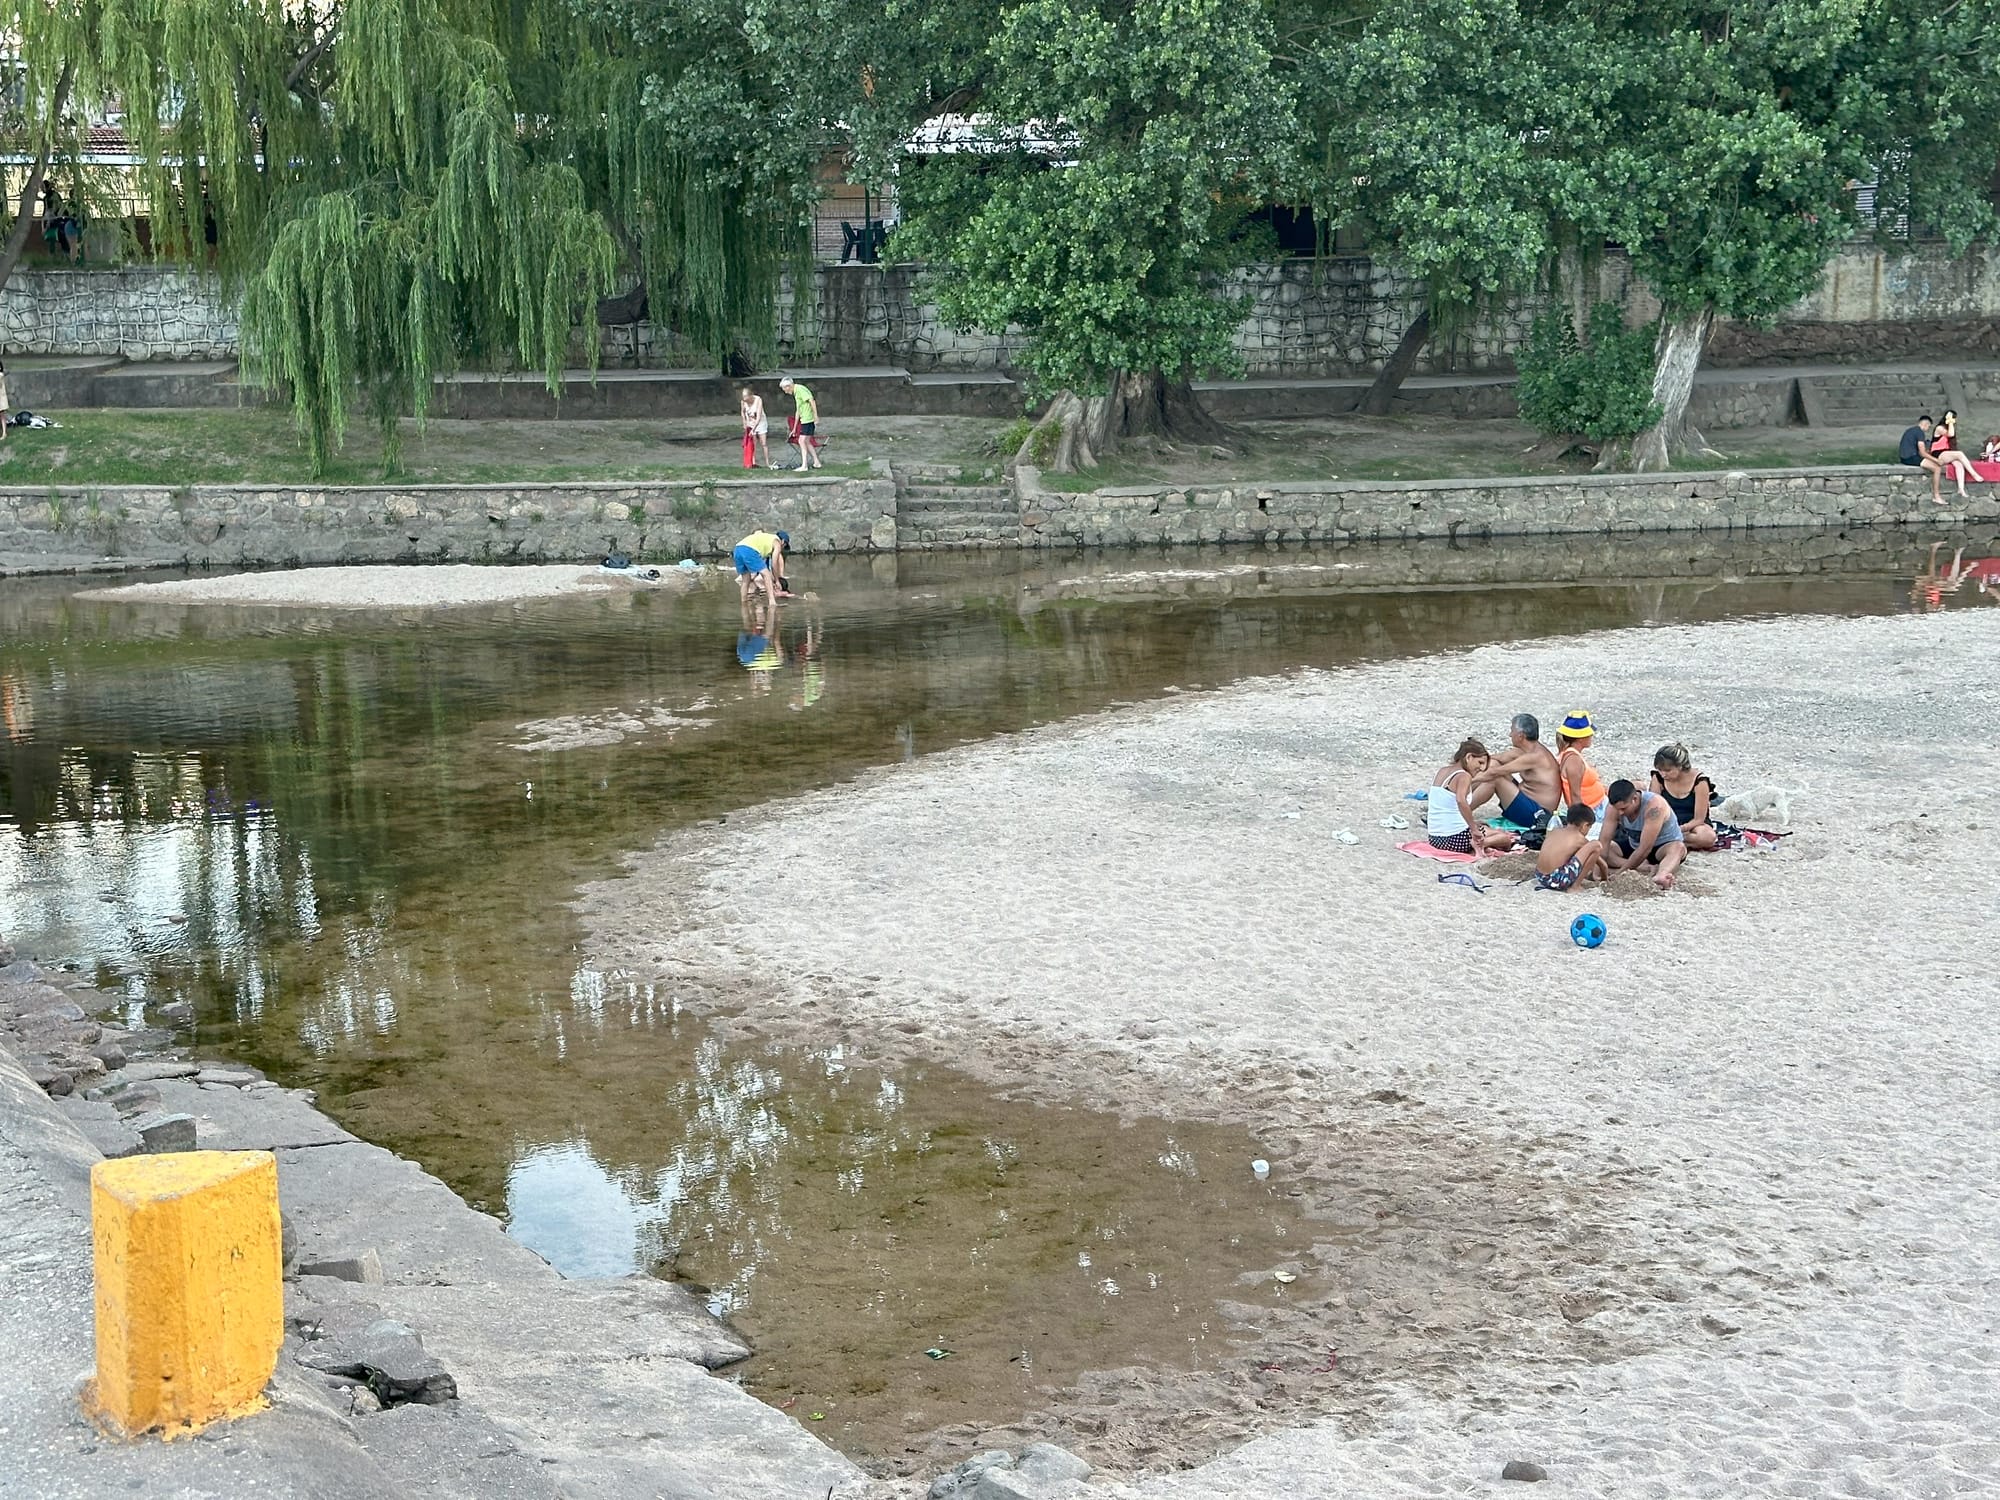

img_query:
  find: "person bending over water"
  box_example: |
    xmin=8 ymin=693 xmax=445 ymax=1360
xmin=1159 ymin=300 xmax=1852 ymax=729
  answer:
xmin=1469 ymin=712 xmax=1562 ymax=826
xmin=1535 ymin=805 xmax=1610 ymax=890
xmin=1429 ymin=739 xmax=1516 ymax=855
xmin=1601 ymin=777 xmax=1687 ymax=890
xmin=1650 ymin=743 xmax=1721 ymax=851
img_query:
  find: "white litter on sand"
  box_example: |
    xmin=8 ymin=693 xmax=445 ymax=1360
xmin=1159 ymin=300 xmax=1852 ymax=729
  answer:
xmin=586 ymin=608 xmax=2000 ymax=1498
xmin=88 ymin=563 xmax=681 ymax=610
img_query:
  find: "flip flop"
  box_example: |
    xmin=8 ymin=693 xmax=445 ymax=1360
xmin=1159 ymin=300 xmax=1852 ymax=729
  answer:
xmin=1378 ymin=816 xmax=1410 ymax=830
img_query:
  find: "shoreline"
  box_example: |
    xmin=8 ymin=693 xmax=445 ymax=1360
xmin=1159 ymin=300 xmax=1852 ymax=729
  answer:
xmin=578 ymin=607 xmax=2000 ymax=1493
xmin=0 ymin=955 xmax=869 ymax=1499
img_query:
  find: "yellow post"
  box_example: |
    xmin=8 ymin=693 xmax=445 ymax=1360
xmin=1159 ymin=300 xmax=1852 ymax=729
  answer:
xmin=87 ymin=1151 xmax=284 ymax=1436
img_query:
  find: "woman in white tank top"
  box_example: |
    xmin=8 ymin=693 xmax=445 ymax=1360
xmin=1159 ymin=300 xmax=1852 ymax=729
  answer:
xmin=1429 ymin=739 xmax=1516 ymax=855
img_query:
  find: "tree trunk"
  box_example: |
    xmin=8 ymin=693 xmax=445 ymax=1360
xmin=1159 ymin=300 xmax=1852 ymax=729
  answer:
xmin=1360 ymin=307 xmax=1431 ymax=416
xmin=0 ymin=63 xmax=76 ymax=298
xmin=1629 ymin=307 xmax=1719 ymax=473
xmin=1014 ymin=369 xmax=1235 ymax=473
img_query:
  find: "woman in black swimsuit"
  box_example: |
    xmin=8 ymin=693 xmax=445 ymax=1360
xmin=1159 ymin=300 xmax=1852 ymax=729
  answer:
xmin=1650 ymin=743 xmax=1720 ymax=851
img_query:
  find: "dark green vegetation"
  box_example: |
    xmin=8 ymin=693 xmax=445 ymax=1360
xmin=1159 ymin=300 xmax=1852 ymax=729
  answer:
xmin=8 ymin=0 xmax=2000 ymax=474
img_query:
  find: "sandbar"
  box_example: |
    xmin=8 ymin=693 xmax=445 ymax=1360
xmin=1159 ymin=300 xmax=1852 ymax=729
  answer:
xmin=88 ymin=562 xmax=690 ymax=610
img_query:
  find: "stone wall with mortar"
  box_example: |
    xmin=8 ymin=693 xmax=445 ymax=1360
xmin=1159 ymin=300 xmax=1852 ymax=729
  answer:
xmin=13 ymin=241 xmax=2000 ymax=375
xmin=0 ymin=267 xmax=239 ymax=359
xmin=0 ymin=476 xmax=899 ymax=568
xmin=1012 ymin=466 xmax=1998 ymax=549
xmin=2 ymin=466 xmax=1992 ymax=569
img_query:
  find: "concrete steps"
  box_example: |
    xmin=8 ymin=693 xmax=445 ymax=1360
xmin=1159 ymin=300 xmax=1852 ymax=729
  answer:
xmin=895 ymin=482 xmax=1019 ymax=548
xmin=1798 ymin=371 xmax=1964 ymax=426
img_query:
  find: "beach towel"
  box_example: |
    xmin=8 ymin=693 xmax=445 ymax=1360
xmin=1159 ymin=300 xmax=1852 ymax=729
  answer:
xmin=1399 ymin=839 xmax=1478 ymax=864
xmin=1713 ymin=826 xmax=1789 ymax=852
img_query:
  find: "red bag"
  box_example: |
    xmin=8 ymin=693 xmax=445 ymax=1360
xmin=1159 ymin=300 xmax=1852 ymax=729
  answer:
xmin=741 ymin=431 xmax=755 ymax=468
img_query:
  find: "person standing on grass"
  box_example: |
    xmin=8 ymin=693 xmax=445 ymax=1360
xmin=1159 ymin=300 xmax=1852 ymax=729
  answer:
xmin=739 ymin=387 xmax=773 ymax=469
xmin=779 ymin=377 xmax=822 ymax=472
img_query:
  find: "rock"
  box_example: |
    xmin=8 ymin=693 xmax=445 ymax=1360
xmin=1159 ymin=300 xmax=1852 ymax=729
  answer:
xmin=1017 ymin=1444 xmax=1091 ymax=1488
xmin=109 ymin=1083 xmax=163 ymax=1117
xmin=195 ymin=1067 xmax=260 ymax=1087
xmin=129 ymin=1111 xmax=198 ymax=1153
xmin=1502 ymin=1460 xmax=1549 ymax=1482
xmin=23 ymin=1000 xmax=87 ymax=1024
xmin=121 ymin=1059 xmax=199 ymax=1081
xmin=156 ymin=1000 xmax=195 ymax=1026
xmin=935 ymin=1446 xmax=1091 ymax=1500
xmin=298 ymin=1249 xmax=385 ymax=1285
xmin=349 ymin=1385 xmax=382 ymax=1415
xmin=282 ymin=1214 xmax=300 ymax=1277
xmin=298 ymin=1331 xmax=457 ymax=1407
xmin=91 ymin=1042 xmax=127 ymax=1070
xmin=26 ymin=1063 xmax=72 ymax=1097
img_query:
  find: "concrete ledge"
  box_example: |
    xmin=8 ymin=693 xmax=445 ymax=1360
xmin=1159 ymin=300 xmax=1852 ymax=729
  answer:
xmin=1 ymin=463 xmax=1992 ymax=568
xmin=0 ymin=476 xmax=901 ymax=569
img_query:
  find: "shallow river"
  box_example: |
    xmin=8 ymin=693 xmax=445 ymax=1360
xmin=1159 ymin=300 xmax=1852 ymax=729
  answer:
xmin=2 ymin=530 xmax=1993 ymax=1465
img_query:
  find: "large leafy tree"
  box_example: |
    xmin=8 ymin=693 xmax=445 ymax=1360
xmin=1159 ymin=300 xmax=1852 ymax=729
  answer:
xmin=894 ymin=0 xmax=1300 ymax=470
xmin=1298 ymin=0 xmax=1599 ymax=414
xmin=1559 ymin=0 xmax=2000 ymax=470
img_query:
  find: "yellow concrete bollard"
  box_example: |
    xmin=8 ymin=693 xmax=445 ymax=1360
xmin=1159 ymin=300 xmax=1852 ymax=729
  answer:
xmin=87 ymin=1150 xmax=284 ymax=1436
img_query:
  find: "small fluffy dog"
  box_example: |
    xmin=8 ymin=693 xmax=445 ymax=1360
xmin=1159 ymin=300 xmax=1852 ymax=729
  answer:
xmin=1718 ymin=786 xmax=1794 ymax=829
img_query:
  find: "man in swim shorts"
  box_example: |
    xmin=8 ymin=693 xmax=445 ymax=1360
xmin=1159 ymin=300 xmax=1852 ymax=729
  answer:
xmin=733 ymin=528 xmax=790 ymax=606
xmin=1535 ymin=805 xmax=1609 ymax=890
xmin=1470 ymin=712 xmax=1562 ymax=827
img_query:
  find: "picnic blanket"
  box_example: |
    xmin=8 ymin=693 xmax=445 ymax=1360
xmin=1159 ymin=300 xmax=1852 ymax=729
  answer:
xmin=1398 ymin=839 xmax=1479 ymax=864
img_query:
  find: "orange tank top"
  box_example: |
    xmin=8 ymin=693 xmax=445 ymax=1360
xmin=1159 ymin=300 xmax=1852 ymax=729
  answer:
xmin=1560 ymin=747 xmax=1607 ymax=809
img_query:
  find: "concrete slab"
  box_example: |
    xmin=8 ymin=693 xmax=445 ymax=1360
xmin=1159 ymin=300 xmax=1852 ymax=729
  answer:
xmin=273 ymin=1138 xmax=556 ymax=1287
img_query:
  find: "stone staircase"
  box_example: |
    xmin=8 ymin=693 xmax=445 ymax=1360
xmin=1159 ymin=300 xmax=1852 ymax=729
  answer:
xmin=1796 ymin=369 xmax=1966 ymax=426
xmin=896 ymin=480 xmax=1020 ymax=549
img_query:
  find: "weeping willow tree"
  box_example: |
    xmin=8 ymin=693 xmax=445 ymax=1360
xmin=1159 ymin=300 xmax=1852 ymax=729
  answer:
xmin=5 ymin=0 xmax=825 ymax=472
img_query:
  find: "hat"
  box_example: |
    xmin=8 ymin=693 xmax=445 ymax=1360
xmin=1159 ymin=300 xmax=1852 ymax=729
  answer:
xmin=775 ymin=529 xmax=790 ymax=546
xmin=1556 ymin=712 xmax=1596 ymax=739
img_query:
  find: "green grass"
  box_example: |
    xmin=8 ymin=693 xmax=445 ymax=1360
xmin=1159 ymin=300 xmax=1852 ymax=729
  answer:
xmin=0 ymin=409 xmax=871 ymax=487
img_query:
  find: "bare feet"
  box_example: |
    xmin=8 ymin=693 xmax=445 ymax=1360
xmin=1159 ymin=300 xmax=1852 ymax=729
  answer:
xmin=1654 ymin=869 xmax=1677 ymax=890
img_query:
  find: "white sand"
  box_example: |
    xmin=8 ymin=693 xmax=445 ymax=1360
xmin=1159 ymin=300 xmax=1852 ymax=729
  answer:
xmin=88 ymin=563 xmax=690 ymax=609
xmin=583 ymin=609 xmax=2000 ymax=1497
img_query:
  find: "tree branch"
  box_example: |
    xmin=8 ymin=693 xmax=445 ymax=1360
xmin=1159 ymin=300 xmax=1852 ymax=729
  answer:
xmin=0 ymin=61 xmax=77 ymax=295
xmin=286 ymin=15 xmax=342 ymax=94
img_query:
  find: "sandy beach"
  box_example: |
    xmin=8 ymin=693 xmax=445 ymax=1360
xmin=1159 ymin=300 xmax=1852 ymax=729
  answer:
xmin=88 ymin=562 xmax=692 ymax=609
xmin=581 ymin=605 xmax=2000 ymax=1496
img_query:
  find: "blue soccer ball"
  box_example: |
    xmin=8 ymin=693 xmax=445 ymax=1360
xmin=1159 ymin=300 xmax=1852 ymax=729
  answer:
xmin=1570 ymin=912 xmax=1607 ymax=949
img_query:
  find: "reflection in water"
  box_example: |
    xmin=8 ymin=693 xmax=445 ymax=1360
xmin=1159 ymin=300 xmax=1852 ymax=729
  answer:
xmin=498 ymin=1010 xmax=1296 ymax=1466
xmin=3 ymin=532 xmax=1996 ymax=1457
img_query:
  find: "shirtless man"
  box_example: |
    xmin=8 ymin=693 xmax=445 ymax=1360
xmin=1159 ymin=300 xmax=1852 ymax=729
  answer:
xmin=1469 ymin=713 xmax=1562 ymax=827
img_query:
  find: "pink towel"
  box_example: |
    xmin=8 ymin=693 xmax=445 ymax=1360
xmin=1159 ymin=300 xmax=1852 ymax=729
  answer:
xmin=1398 ymin=839 xmax=1478 ymax=864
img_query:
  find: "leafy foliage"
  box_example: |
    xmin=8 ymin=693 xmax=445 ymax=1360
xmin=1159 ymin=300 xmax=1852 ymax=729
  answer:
xmin=893 ymin=0 xmax=1298 ymax=397
xmin=1515 ymin=303 xmax=1661 ymax=444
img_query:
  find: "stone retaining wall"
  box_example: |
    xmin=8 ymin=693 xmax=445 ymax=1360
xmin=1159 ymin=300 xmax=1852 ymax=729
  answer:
xmin=0 ymin=476 xmax=899 ymax=568
xmin=9 ymin=240 xmax=2000 ymax=376
xmin=2 ymin=466 xmax=1993 ymax=570
xmin=1013 ymin=466 xmax=1999 ymax=548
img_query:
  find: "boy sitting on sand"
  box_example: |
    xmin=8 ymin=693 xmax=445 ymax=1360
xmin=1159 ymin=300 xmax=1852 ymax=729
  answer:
xmin=1535 ymin=806 xmax=1609 ymax=891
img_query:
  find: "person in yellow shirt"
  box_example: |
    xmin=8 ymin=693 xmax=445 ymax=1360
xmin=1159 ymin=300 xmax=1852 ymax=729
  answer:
xmin=732 ymin=529 xmax=790 ymax=606
xmin=778 ymin=377 xmax=822 ymax=472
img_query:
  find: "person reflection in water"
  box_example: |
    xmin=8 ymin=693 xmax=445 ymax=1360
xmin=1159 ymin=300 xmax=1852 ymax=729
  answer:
xmin=789 ymin=603 xmax=824 ymax=712
xmin=738 ymin=596 xmax=785 ymax=694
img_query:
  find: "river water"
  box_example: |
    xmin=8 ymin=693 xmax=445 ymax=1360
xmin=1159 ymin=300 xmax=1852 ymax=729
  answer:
xmin=2 ymin=531 xmax=1992 ymax=1464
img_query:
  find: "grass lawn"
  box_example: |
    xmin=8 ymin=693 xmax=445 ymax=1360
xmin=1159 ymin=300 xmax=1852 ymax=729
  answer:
xmin=0 ymin=407 xmax=1901 ymax=490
